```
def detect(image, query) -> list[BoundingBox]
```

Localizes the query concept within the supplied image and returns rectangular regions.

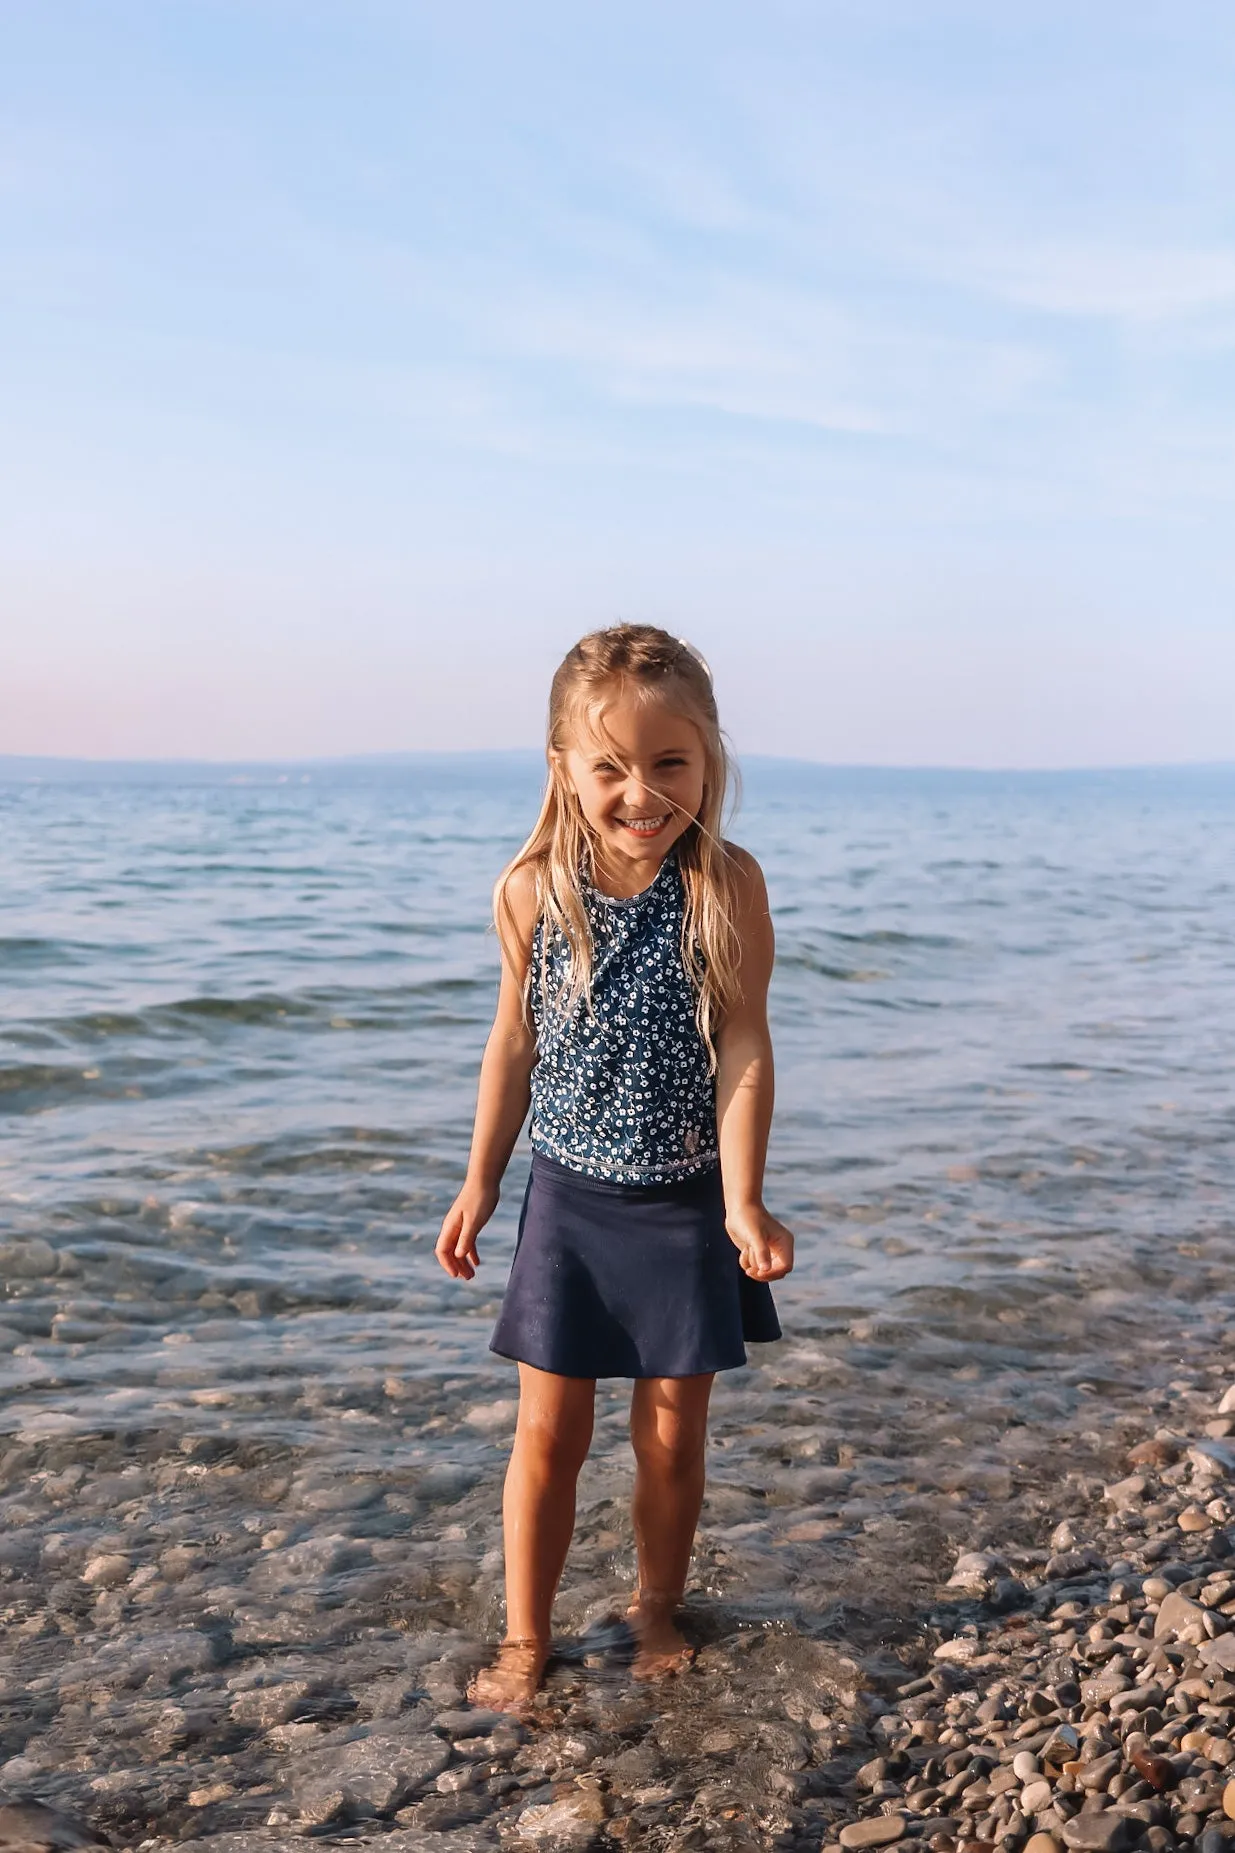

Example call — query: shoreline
[1,1324,1233,1852]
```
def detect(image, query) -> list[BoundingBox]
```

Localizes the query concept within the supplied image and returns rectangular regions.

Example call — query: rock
[0,1239,58,1279]
[1154,1592,1209,1641]
[1024,1781,1056,1813]
[1109,1683,1165,1717]
[933,1637,979,1662]
[1178,1507,1212,1533]
[1198,1634,1235,1673]
[1048,1549,1104,1580]
[1061,1811,1129,1851]
[187,1783,235,1807]
[81,1554,130,1588]
[1192,1440,1235,1476]
[230,1679,323,1729]
[1130,1748,1175,1792]
[514,1789,607,1846]
[463,1400,519,1431]
[1081,1674,1131,1706]
[0,1801,105,1849]
[1015,1753,1042,1782]
[1024,1836,1063,1853]
[249,1534,372,1588]
[1105,1477,1148,1510]
[292,1728,451,1826]
[1043,1726,1082,1766]
[1224,1781,1235,1822]
[948,1551,1008,1591]
[1218,1386,1235,1416]
[838,1819,907,1850]
[1128,1440,1178,1469]
[433,1709,508,1737]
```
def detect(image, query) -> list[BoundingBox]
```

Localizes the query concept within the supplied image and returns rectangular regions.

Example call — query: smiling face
[556,687,707,895]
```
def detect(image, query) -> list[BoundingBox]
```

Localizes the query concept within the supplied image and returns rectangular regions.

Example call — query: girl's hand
[435,1182,499,1280]
[725,1204,795,1282]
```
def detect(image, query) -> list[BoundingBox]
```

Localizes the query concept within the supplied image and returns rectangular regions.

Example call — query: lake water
[2,755,1233,1457]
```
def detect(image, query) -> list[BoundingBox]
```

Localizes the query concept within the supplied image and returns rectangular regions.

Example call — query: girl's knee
[631,1421,706,1479]
[515,1407,593,1479]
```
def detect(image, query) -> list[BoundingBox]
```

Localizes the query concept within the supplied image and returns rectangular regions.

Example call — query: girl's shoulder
[494,857,542,957]
[720,840,767,894]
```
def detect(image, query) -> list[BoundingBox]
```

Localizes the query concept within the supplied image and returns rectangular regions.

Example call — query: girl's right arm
[434,865,539,1280]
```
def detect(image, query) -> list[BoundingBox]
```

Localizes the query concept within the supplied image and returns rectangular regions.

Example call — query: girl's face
[557,691,707,884]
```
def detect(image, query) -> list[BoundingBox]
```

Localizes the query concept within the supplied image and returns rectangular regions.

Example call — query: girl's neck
[589,846,672,902]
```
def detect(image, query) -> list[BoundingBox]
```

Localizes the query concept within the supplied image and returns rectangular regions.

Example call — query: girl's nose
[622,776,658,813]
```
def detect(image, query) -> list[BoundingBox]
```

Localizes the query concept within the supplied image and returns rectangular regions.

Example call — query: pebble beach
[2,1309,1235,1852]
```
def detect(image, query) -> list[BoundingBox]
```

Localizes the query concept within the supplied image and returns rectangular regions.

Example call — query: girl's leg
[470,1362,595,1711]
[627,1371,714,1677]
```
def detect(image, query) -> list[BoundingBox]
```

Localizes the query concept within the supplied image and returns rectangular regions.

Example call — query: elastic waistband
[529,1150,720,1202]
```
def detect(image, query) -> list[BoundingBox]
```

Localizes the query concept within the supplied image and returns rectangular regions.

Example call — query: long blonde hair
[495,624,743,1066]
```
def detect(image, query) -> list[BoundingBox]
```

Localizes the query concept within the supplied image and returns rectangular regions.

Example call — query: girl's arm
[435,866,539,1280]
[715,847,794,1283]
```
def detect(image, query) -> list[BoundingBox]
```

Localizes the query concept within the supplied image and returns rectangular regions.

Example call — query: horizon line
[2,749,1234,778]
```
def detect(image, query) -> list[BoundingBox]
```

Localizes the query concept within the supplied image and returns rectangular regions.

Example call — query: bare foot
[626,1592,694,1682]
[467,1638,550,1713]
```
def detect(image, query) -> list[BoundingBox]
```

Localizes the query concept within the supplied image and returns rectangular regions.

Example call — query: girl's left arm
[715,847,795,1283]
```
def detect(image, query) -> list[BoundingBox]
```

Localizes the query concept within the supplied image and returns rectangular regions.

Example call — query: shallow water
[3,756,1233,1453]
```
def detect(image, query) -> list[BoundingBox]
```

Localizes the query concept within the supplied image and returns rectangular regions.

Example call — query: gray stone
[1190,1442,1235,1478]
[1110,1683,1166,1716]
[1061,1810,1130,1851]
[0,1239,58,1279]
[1198,1634,1235,1673]
[291,1726,451,1826]
[0,1801,104,1849]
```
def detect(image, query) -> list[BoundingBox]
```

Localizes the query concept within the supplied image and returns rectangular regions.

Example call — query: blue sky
[2,2,1233,765]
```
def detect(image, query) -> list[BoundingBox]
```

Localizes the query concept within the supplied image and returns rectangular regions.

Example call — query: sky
[2,1,1234,767]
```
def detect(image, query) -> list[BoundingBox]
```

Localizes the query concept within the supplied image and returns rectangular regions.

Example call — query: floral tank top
[528,852,718,1185]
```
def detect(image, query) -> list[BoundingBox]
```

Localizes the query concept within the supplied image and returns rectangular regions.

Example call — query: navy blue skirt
[489,1154,781,1379]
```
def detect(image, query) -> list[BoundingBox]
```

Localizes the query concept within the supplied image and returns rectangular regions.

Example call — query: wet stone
[513,1789,608,1846]
[290,1725,451,1825]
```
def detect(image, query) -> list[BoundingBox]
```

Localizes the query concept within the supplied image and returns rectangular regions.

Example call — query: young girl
[435,624,794,1710]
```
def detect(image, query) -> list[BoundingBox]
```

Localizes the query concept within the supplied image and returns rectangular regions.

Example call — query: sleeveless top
[528,852,718,1185]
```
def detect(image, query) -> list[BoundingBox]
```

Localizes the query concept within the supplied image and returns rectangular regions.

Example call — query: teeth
[620,816,666,834]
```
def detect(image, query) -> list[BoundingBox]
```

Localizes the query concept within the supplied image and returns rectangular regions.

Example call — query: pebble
[839,1817,907,1848]
[80,1554,130,1588]
[1225,1780,1235,1821]
[515,1790,608,1845]
[463,1399,519,1431]
[0,1237,58,1278]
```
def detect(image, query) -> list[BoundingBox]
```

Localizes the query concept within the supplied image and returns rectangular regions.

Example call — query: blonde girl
[435,624,793,1710]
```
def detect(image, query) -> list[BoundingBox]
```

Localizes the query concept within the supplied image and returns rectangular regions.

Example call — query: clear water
[2,756,1233,1462]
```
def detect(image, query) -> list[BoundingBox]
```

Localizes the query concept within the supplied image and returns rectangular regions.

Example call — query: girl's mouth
[616,815,669,837]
